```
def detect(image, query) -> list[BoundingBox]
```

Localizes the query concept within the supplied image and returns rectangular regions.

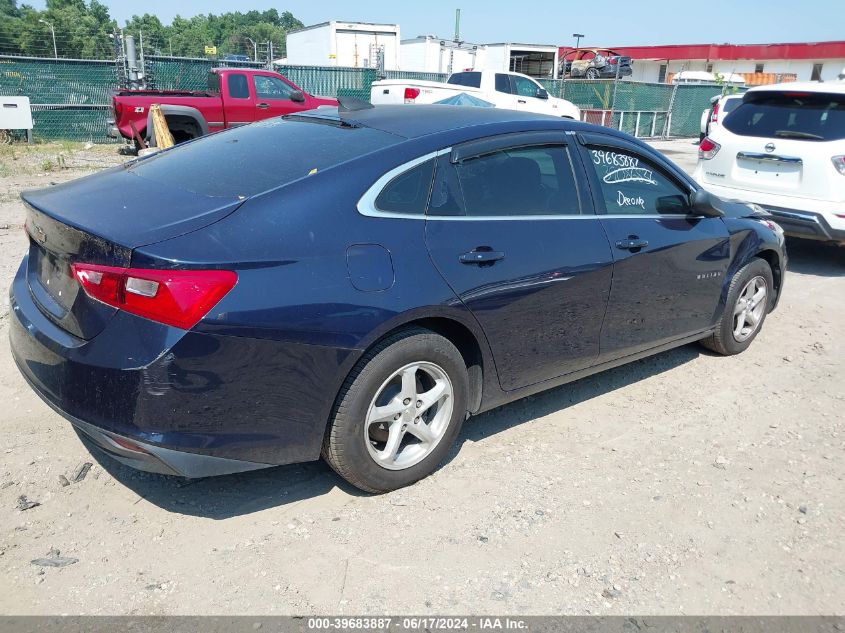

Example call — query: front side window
[512,75,541,98]
[254,75,295,100]
[586,146,692,216]
[428,145,581,217]
[374,159,435,215]
[723,92,845,141]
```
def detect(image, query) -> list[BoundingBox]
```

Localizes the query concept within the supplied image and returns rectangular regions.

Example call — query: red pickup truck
[108,68,337,147]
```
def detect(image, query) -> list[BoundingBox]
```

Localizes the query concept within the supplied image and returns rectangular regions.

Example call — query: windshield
[723,92,845,141]
[126,117,401,198]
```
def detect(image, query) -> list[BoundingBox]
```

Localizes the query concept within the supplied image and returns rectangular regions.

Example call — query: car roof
[746,80,845,95]
[296,104,569,139]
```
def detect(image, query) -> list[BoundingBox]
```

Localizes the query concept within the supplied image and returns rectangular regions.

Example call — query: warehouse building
[401,37,557,78]
[602,40,845,85]
[286,21,401,70]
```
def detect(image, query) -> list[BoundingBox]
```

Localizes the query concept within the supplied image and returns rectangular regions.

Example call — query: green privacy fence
[1,55,725,141]
[146,55,265,91]
[0,55,117,104]
[1,56,120,142]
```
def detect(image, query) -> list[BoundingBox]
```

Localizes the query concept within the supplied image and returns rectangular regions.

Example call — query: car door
[576,132,731,360]
[490,73,521,111]
[251,73,303,119]
[510,75,552,115]
[424,132,615,391]
[222,71,255,128]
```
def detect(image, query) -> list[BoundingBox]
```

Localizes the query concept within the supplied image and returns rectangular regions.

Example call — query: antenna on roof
[337,96,375,113]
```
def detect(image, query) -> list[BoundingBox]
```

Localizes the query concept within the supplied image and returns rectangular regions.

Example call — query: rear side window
[428,145,581,217]
[724,92,845,141]
[495,74,511,94]
[447,72,482,88]
[722,97,742,115]
[127,118,401,198]
[375,159,435,215]
[227,73,249,99]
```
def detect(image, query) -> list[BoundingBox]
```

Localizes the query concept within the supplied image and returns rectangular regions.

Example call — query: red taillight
[698,137,721,160]
[710,101,720,123]
[71,263,237,330]
[404,87,420,103]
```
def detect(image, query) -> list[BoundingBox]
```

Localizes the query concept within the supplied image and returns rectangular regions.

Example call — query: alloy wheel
[732,275,768,342]
[364,362,453,470]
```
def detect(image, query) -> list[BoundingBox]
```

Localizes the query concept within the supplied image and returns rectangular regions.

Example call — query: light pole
[39,19,57,59]
[572,33,584,50]
[246,37,258,63]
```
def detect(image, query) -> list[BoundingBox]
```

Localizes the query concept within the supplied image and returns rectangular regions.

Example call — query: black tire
[322,327,469,493]
[701,258,774,355]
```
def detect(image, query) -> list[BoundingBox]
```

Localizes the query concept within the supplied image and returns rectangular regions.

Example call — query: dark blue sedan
[10,105,786,492]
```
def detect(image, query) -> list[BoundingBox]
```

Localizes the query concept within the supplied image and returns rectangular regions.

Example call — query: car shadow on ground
[784,238,845,277]
[97,343,702,519]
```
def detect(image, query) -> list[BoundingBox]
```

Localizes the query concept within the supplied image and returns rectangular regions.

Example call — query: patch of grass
[0,162,11,178]
[41,159,55,172]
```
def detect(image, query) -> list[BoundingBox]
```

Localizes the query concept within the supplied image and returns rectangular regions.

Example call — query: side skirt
[477,329,713,414]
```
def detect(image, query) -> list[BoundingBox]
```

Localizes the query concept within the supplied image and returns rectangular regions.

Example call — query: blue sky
[28,0,844,47]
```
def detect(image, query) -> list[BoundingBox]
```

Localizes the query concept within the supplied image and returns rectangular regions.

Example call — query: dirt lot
[0,140,843,615]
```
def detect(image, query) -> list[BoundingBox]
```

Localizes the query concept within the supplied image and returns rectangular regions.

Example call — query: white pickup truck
[370,69,581,119]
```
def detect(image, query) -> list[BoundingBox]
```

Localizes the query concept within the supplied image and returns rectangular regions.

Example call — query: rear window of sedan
[126,117,401,197]
[723,92,845,141]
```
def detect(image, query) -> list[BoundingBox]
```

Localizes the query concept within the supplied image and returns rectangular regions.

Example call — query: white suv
[694,80,845,244]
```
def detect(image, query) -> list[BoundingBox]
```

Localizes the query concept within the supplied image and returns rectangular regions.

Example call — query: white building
[286,21,401,70]
[601,41,845,85]
[400,36,486,75]
[400,38,558,78]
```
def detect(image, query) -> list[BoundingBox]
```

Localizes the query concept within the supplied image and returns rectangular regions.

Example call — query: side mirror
[689,188,724,218]
[290,90,306,103]
[536,88,549,100]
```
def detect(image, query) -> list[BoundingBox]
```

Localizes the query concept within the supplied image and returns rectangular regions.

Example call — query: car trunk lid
[22,167,244,340]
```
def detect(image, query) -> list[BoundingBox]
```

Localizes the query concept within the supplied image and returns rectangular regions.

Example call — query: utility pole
[39,19,57,58]
[572,33,584,50]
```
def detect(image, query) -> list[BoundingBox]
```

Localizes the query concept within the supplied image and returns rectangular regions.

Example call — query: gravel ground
[0,139,843,615]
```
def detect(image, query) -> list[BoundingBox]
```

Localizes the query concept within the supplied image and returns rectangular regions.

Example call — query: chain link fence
[1,55,725,142]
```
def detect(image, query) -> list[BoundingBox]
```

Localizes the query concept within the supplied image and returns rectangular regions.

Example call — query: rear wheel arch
[350,316,485,415]
[145,105,208,146]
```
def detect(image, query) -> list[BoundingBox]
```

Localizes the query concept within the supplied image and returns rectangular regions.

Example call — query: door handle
[256,103,270,109]
[459,249,505,265]
[517,99,527,104]
[615,237,649,251]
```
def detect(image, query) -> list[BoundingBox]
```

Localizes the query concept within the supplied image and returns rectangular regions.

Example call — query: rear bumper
[697,181,845,243]
[9,257,347,477]
[764,207,845,243]
[19,365,270,477]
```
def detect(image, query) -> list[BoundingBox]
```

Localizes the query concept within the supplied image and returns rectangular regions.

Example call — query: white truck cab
[694,80,845,244]
[370,70,580,120]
